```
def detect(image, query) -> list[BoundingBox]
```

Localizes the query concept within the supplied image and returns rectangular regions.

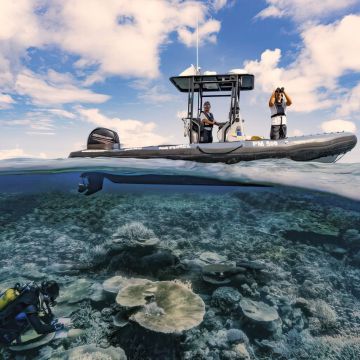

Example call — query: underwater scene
[0,158,359,360]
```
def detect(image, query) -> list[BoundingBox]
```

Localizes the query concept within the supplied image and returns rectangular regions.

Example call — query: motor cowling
[87,128,120,150]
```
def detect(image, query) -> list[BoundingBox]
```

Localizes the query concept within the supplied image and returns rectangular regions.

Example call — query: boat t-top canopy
[170,73,254,93]
[170,72,255,144]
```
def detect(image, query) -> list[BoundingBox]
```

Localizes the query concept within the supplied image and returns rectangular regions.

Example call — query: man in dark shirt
[200,101,218,143]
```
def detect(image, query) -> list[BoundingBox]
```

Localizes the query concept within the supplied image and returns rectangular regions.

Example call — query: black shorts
[270,125,287,140]
[201,129,213,143]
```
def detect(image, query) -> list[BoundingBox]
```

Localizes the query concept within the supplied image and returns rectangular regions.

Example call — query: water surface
[0,158,359,359]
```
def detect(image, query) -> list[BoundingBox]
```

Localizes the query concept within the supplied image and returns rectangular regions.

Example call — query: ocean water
[0,158,359,360]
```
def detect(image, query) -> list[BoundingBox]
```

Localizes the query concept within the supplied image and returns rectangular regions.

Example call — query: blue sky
[0,0,359,161]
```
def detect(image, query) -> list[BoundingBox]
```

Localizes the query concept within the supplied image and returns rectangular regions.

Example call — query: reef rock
[227,328,249,344]
[202,264,242,285]
[211,287,242,313]
[233,343,251,359]
[199,251,229,264]
[236,260,267,271]
[239,298,281,338]
[343,229,360,248]
[240,299,279,322]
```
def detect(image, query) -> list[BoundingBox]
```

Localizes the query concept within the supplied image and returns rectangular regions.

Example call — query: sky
[0,0,359,162]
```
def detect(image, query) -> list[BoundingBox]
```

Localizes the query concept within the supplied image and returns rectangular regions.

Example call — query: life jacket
[270,99,287,125]
[201,111,214,130]
[271,99,286,118]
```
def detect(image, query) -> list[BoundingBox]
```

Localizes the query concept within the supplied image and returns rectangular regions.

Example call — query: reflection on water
[0,170,359,359]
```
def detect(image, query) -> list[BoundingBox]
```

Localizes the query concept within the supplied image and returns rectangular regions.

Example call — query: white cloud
[215,0,237,11]
[244,48,283,92]
[46,108,76,119]
[0,93,14,104]
[0,0,224,107]
[320,119,357,133]
[78,107,171,147]
[177,110,188,119]
[0,148,27,159]
[256,0,357,22]
[0,1,44,91]
[43,0,221,79]
[1,117,54,134]
[15,70,109,105]
[244,15,360,114]
[0,108,77,134]
[1,106,77,131]
[0,1,41,44]
[26,131,55,136]
[1,119,31,126]
[337,82,360,117]
[255,5,285,19]
[290,129,305,136]
[0,93,15,109]
[0,148,47,160]
[131,79,176,103]
[212,0,229,11]
[177,19,221,47]
[138,85,175,103]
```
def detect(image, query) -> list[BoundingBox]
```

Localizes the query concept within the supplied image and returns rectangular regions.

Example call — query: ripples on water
[0,158,359,359]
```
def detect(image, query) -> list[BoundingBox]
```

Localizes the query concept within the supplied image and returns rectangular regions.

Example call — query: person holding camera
[268,87,292,140]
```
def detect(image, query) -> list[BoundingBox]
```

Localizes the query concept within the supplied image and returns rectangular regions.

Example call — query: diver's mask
[43,294,57,307]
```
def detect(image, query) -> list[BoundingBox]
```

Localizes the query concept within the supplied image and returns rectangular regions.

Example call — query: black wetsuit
[0,286,55,345]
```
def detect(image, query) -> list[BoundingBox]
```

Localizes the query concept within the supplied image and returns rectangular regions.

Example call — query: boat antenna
[196,13,199,74]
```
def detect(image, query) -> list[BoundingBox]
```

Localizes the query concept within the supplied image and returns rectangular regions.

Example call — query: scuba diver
[0,280,63,345]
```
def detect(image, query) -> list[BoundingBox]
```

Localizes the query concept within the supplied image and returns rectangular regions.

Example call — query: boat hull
[69,132,357,163]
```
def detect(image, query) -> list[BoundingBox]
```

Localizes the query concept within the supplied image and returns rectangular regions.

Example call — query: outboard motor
[87,127,120,150]
[78,173,104,195]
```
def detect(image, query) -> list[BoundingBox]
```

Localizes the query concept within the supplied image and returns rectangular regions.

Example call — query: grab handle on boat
[196,144,243,155]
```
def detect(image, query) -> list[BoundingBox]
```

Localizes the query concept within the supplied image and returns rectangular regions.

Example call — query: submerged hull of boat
[69,132,357,164]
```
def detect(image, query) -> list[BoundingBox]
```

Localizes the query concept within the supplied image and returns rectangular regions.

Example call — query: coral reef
[0,184,359,359]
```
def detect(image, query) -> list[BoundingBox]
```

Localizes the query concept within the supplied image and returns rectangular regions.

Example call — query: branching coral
[71,302,112,347]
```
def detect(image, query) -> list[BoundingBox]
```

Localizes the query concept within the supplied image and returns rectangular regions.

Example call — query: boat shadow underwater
[77,172,271,196]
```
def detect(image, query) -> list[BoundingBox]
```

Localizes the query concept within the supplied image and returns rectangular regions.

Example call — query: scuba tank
[0,288,20,311]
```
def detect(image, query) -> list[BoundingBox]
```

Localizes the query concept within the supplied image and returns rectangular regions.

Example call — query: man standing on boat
[269,87,292,140]
[200,101,218,143]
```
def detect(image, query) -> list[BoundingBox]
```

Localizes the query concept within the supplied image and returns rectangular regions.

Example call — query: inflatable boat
[69,129,356,164]
[69,72,357,163]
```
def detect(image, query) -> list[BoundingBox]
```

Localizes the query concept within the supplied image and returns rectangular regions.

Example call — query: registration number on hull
[158,144,191,150]
[252,141,279,147]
